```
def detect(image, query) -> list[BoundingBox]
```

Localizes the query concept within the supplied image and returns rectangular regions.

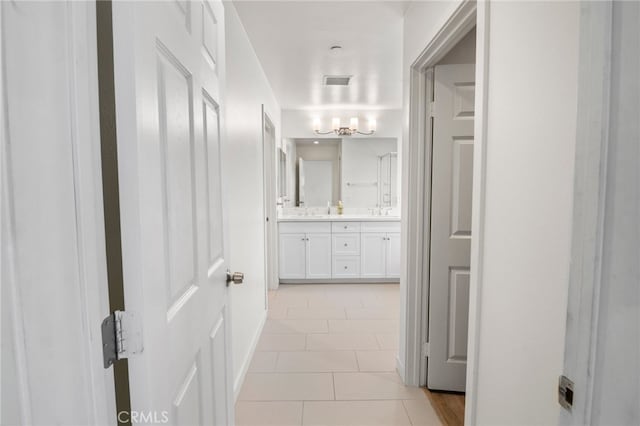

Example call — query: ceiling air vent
[323,75,352,86]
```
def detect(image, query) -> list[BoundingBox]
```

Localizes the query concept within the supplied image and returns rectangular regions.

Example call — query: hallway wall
[402,1,580,424]
[398,0,464,389]
[224,2,282,397]
[474,2,579,424]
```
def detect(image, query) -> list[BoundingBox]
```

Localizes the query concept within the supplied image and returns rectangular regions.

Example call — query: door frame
[559,2,614,424]
[402,0,488,423]
[262,107,279,291]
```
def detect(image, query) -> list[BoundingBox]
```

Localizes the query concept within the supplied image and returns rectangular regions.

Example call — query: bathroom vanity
[278,216,401,283]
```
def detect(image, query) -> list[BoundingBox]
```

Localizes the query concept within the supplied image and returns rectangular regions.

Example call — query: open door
[1,2,115,423]
[427,63,475,392]
[262,111,278,290]
[112,1,236,423]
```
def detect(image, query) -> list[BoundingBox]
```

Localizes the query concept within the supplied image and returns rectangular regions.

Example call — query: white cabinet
[361,233,387,278]
[279,223,332,279]
[386,233,401,278]
[333,256,360,278]
[279,220,400,282]
[279,233,306,279]
[361,232,401,278]
[332,234,360,256]
[306,234,332,279]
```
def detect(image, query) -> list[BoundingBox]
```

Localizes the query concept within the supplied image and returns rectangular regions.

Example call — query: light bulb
[313,117,321,132]
[332,117,341,130]
[350,117,359,131]
[368,118,377,132]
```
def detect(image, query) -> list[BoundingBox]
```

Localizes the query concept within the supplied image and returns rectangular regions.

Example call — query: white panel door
[361,233,387,278]
[112,1,233,424]
[306,233,332,279]
[427,63,475,392]
[1,2,115,424]
[386,233,401,278]
[279,234,307,279]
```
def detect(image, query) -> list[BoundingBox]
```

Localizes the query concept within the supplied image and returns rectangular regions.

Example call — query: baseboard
[233,309,267,401]
[396,354,406,382]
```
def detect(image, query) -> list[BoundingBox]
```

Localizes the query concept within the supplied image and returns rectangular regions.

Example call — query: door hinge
[428,101,436,118]
[558,375,574,411]
[101,310,143,369]
[422,342,430,358]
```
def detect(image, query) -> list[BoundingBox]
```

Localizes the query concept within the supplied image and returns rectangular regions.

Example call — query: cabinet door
[361,233,387,278]
[386,233,401,278]
[306,233,332,279]
[279,233,307,279]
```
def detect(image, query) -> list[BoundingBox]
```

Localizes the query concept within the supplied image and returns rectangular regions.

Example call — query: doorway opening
[402,1,487,423]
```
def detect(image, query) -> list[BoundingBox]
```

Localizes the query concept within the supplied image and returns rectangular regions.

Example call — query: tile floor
[235,283,442,426]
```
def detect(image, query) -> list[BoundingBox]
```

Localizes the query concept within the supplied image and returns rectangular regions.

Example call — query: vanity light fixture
[313,117,376,136]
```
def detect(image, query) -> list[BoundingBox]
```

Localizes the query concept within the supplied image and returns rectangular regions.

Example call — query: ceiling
[233,1,408,111]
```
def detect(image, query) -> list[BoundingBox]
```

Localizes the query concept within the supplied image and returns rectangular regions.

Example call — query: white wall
[399,0,465,383]
[224,2,281,396]
[474,2,579,424]
[438,27,475,65]
[402,1,581,424]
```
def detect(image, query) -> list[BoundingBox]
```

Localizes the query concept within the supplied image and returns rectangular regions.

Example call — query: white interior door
[427,63,475,392]
[1,2,115,424]
[263,112,278,290]
[112,1,234,424]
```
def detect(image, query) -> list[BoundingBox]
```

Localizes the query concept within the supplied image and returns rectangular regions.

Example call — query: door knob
[226,270,244,285]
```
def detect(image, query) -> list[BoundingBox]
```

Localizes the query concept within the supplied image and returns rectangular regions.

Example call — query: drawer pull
[344,226,348,229]
[344,266,348,270]
[344,243,348,247]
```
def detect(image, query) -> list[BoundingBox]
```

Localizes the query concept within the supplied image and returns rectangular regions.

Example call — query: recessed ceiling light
[313,140,319,144]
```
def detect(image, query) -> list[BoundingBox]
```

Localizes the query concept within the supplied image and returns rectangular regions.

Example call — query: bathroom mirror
[279,137,399,209]
[277,148,287,200]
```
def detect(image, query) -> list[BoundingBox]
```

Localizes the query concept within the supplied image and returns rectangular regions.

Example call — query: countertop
[277,215,401,222]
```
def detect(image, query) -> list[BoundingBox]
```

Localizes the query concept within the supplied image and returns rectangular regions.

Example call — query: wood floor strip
[422,388,465,426]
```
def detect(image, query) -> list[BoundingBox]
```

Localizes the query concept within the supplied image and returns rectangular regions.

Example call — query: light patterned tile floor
[236,283,442,426]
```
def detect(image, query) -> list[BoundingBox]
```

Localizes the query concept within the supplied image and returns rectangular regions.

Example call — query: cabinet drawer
[332,234,360,256]
[331,222,361,233]
[333,256,361,278]
[361,221,401,233]
[279,221,331,234]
